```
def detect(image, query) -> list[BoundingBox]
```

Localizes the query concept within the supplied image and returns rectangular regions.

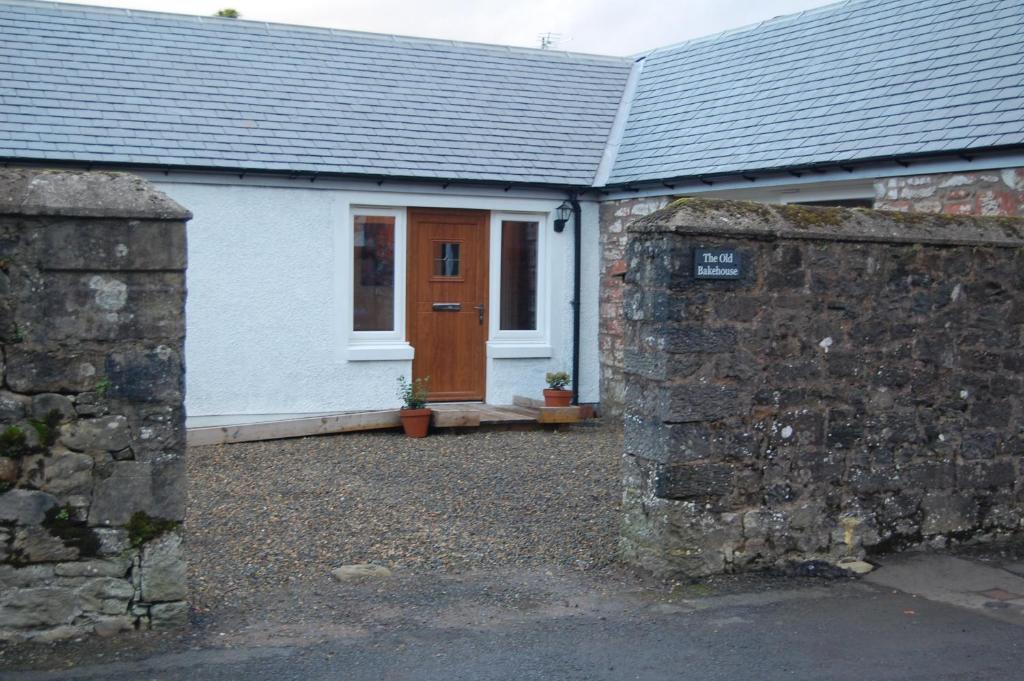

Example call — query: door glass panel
[433,242,461,277]
[353,215,395,331]
[500,220,538,330]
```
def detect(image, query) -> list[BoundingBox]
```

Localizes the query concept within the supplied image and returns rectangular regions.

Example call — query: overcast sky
[58,0,835,55]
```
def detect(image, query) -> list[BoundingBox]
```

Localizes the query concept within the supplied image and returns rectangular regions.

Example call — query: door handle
[474,304,485,324]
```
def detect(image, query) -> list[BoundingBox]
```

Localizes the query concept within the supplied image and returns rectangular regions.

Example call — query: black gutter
[0,157,598,194]
[570,194,582,406]
[8,143,1024,196]
[598,144,1024,193]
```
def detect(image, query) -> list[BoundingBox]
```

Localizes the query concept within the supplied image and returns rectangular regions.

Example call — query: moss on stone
[126,511,180,549]
[28,410,61,448]
[666,197,699,210]
[1,411,61,459]
[0,426,29,458]
[94,377,113,399]
[42,505,100,557]
[776,203,850,229]
[667,197,774,222]
[656,197,1024,246]
[873,207,1024,237]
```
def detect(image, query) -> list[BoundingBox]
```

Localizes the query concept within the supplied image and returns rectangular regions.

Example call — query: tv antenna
[538,32,561,50]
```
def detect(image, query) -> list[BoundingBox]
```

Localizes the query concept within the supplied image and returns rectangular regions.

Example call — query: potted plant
[543,371,573,407]
[396,375,431,437]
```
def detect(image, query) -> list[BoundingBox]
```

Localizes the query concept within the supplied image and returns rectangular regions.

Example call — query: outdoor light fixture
[553,200,573,232]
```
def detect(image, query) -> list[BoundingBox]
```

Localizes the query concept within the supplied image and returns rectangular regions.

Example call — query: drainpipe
[570,195,582,406]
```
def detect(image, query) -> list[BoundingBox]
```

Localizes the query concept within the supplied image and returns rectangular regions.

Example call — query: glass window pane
[353,215,395,332]
[433,242,461,277]
[500,221,538,331]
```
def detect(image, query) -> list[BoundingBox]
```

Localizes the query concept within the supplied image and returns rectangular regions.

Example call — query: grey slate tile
[0,0,1020,187]
[0,0,630,185]
[610,0,1024,184]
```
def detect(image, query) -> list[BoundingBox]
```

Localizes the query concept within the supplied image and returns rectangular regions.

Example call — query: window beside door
[353,214,395,331]
[499,220,538,331]
[489,213,550,358]
[347,207,412,361]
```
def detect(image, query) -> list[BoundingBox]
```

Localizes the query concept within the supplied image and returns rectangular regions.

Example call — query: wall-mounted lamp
[553,200,573,232]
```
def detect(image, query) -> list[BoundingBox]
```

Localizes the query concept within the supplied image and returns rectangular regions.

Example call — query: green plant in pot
[397,375,431,437]
[543,371,573,407]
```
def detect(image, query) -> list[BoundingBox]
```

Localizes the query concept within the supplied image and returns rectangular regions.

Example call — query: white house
[0,0,1021,426]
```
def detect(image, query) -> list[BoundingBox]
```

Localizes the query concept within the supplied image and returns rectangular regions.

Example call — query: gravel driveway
[186,425,623,612]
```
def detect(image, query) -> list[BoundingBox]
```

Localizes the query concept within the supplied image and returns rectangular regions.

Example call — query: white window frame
[487,211,551,359]
[345,205,414,361]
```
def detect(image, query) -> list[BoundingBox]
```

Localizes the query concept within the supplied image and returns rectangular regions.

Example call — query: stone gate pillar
[620,198,1024,577]
[0,168,191,640]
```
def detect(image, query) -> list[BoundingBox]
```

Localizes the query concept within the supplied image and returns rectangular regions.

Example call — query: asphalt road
[5,572,1022,681]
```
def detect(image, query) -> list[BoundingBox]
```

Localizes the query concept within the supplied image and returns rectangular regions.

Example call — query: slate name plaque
[694,248,742,280]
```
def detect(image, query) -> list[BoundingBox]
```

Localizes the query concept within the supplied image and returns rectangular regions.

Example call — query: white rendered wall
[152,175,600,424]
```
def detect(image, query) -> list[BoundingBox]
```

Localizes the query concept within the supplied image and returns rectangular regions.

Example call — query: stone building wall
[621,198,1024,577]
[598,196,671,418]
[874,168,1024,216]
[0,168,190,641]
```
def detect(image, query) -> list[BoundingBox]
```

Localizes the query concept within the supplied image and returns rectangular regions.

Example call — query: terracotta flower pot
[543,389,573,407]
[399,407,431,438]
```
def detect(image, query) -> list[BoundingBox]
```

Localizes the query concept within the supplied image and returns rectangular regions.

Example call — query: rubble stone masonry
[0,168,190,641]
[599,169,1023,421]
[875,168,1024,216]
[620,198,1024,577]
[598,196,671,418]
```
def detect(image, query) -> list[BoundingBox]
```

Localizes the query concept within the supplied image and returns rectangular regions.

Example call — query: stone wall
[0,168,190,641]
[875,168,1024,216]
[621,198,1024,577]
[598,196,671,418]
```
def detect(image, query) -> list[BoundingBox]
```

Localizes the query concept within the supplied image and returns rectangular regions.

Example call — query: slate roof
[0,0,631,185]
[610,0,1024,184]
[1,0,1022,188]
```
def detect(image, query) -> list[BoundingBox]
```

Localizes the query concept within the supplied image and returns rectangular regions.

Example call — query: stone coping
[629,197,1024,247]
[0,167,191,220]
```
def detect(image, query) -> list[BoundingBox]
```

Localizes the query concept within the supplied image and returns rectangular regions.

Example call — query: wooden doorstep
[536,406,581,424]
[431,410,482,428]
[432,404,535,426]
[513,395,582,424]
[188,401,580,446]
[187,410,402,446]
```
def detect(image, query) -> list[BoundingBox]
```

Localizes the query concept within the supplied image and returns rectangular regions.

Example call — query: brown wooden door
[407,208,489,402]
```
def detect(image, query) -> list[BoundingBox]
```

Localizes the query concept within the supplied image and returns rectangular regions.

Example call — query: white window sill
[487,342,552,359]
[347,342,415,361]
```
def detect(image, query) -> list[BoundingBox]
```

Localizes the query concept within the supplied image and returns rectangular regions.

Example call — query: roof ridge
[635,0,869,58]
[592,56,647,187]
[0,0,633,63]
